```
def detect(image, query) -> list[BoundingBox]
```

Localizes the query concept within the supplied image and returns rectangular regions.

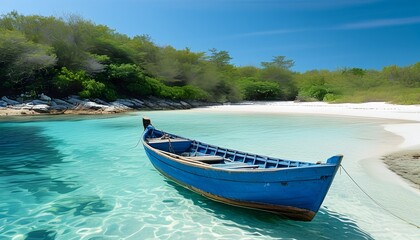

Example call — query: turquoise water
[1,110,419,239]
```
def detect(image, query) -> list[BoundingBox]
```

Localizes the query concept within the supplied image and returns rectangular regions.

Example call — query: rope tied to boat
[340,165,419,229]
[161,134,175,153]
[133,137,142,149]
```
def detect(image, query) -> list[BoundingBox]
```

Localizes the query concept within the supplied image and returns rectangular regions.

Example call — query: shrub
[107,63,151,97]
[323,93,338,102]
[238,78,283,100]
[180,85,209,100]
[79,79,108,99]
[144,77,209,100]
[305,85,329,101]
[53,67,87,97]
[158,85,208,100]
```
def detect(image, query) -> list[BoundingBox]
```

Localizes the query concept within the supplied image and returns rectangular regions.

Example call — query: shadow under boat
[163,179,374,240]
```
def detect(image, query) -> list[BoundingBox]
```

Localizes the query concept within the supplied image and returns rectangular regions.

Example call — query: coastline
[0,95,216,116]
[2,99,419,189]
[201,101,420,190]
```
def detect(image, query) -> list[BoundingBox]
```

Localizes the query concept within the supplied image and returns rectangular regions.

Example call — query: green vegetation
[294,66,420,104]
[0,12,419,104]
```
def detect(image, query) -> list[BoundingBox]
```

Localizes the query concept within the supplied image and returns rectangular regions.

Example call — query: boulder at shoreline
[0,94,217,116]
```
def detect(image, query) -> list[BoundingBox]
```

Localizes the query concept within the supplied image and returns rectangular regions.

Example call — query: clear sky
[1,0,419,72]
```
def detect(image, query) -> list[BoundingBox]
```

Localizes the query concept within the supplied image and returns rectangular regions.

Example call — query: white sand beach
[202,101,420,190]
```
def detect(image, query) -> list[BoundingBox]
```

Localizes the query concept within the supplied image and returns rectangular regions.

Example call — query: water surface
[1,110,419,239]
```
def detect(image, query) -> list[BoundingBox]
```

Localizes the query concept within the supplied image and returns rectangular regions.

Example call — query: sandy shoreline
[203,101,420,189]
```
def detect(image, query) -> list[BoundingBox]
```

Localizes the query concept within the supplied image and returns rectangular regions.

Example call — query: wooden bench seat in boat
[212,162,260,169]
[184,155,224,163]
[147,138,191,144]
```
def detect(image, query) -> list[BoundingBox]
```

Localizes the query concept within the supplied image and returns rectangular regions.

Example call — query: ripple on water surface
[0,112,418,239]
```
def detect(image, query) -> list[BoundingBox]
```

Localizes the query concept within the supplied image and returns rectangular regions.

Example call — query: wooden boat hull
[142,124,342,221]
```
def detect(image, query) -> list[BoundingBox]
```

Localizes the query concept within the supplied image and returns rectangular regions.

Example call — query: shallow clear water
[1,110,419,239]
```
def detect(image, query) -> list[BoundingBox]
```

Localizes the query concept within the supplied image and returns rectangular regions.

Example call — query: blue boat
[141,118,343,221]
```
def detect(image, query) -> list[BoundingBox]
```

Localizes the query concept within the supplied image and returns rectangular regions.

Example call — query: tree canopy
[0,11,419,104]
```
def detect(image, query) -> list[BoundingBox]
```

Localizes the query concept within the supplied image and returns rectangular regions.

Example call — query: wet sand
[381,149,420,189]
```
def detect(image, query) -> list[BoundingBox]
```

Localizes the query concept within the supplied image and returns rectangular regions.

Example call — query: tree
[259,66,297,100]
[342,67,366,76]
[207,48,232,68]
[127,34,159,67]
[236,66,259,78]
[0,29,56,94]
[382,63,420,87]
[261,56,295,70]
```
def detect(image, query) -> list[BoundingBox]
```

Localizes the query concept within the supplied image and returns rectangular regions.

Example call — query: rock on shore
[0,95,216,116]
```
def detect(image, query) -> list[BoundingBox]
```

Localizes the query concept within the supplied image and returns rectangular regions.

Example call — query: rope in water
[133,137,142,149]
[340,165,419,229]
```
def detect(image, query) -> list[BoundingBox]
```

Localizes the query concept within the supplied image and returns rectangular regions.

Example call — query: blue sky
[1,0,419,72]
